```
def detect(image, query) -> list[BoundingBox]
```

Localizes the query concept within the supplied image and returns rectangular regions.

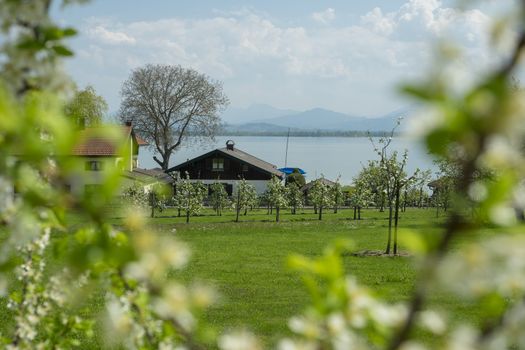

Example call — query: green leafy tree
[286,182,304,215]
[233,179,257,222]
[349,171,373,220]
[370,128,419,255]
[308,177,334,220]
[267,176,288,222]
[357,160,385,211]
[65,85,108,127]
[330,177,345,214]
[210,182,230,216]
[173,174,206,223]
[285,168,306,188]
[122,181,149,209]
[413,169,432,208]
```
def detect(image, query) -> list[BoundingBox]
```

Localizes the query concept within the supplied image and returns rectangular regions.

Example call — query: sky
[53,0,513,117]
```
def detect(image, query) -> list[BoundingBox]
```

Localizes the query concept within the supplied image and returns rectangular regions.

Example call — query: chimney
[226,140,235,150]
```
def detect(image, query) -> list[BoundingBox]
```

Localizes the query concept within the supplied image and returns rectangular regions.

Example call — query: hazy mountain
[259,108,363,130]
[221,104,299,124]
[261,107,414,131]
[222,122,292,133]
[222,104,416,133]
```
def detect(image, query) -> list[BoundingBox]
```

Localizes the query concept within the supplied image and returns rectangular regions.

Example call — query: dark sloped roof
[132,168,174,183]
[167,147,284,178]
[122,168,174,184]
[301,178,336,192]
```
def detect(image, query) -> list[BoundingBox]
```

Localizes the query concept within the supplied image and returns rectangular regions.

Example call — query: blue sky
[53,0,511,117]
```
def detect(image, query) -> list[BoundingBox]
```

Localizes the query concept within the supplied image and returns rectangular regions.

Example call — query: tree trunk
[385,204,393,255]
[149,192,155,218]
[393,185,401,255]
[235,190,241,222]
[186,191,191,223]
[353,206,357,220]
[358,206,361,220]
[154,152,171,172]
[318,205,323,220]
[276,206,280,222]
[314,205,317,214]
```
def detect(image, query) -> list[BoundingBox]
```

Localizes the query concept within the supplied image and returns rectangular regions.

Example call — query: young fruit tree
[331,177,345,213]
[349,171,373,220]
[173,175,207,223]
[286,182,304,215]
[233,179,257,222]
[413,168,432,208]
[267,176,288,222]
[357,160,385,211]
[370,128,418,255]
[209,182,230,216]
[244,185,258,216]
[308,177,334,221]
[119,64,229,171]
[121,182,149,210]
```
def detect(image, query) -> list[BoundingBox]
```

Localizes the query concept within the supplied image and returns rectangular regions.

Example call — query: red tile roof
[72,126,143,156]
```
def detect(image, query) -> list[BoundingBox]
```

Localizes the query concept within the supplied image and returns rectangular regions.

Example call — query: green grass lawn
[119,207,481,347]
[3,206,495,348]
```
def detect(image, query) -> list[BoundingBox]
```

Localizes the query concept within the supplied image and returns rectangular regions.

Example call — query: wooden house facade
[167,140,284,195]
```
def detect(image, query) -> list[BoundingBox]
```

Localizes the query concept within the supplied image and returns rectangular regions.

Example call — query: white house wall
[183,179,270,194]
[68,157,124,195]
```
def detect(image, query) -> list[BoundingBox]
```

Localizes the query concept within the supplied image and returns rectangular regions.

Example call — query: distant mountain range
[221,104,415,134]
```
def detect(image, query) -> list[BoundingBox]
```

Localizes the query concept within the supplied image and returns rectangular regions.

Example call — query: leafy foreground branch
[2,0,525,349]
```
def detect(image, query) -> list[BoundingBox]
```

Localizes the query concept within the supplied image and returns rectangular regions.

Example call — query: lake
[138,136,436,185]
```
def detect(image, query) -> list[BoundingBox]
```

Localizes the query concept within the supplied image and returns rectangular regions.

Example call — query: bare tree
[119,64,229,171]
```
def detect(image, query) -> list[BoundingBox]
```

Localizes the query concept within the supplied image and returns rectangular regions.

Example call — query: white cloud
[87,25,136,45]
[69,1,499,114]
[361,0,491,42]
[312,8,336,24]
[361,7,396,35]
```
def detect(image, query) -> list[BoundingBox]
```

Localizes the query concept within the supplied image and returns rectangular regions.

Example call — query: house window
[242,164,249,172]
[85,160,103,171]
[212,158,224,171]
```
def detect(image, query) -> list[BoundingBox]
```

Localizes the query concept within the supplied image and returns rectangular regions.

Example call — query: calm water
[138,136,436,185]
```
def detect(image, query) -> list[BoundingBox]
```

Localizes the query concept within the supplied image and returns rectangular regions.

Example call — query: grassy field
[114,206,482,347]
[2,206,494,347]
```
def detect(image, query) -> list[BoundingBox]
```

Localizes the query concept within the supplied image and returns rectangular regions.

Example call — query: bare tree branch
[119,64,229,171]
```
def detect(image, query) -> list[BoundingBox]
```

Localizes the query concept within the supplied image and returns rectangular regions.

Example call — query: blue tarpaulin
[278,167,306,175]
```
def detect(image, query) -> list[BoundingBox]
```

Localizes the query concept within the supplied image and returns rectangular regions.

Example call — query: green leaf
[16,39,45,51]
[52,45,74,56]
[62,27,78,37]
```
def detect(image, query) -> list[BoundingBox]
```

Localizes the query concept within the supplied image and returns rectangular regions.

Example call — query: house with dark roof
[66,121,149,195]
[121,167,175,193]
[166,140,284,195]
[301,178,337,197]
